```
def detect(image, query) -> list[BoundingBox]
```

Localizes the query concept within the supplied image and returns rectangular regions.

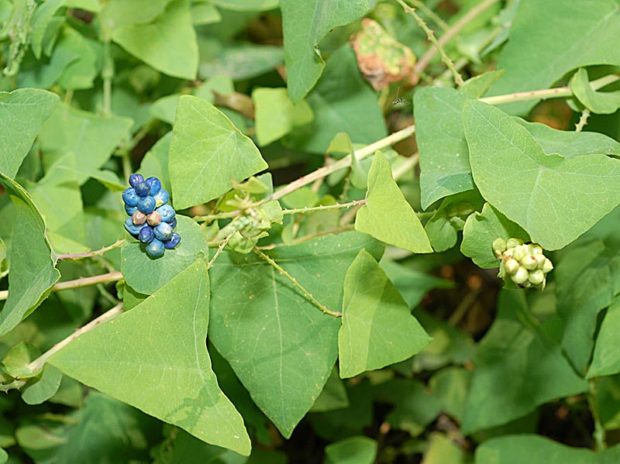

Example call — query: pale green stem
[28,304,123,374]
[0,272,123,301]
[407,0,500,83]
[281,199,367,216]
[588,379,607,451]
[575,109,591,132]
[55,239,126,261]
[397,0,465,85]
[253,249,342,318]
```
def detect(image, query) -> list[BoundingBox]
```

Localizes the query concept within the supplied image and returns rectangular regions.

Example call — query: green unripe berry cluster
[492,238,553,289]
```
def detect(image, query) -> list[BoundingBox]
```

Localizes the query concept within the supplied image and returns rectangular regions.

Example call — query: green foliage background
[0,0,620,462]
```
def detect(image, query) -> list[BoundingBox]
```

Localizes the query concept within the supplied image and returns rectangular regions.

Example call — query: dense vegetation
[1,0,620,462]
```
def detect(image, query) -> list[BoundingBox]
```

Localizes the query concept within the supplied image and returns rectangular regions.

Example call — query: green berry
[493,238,507,256]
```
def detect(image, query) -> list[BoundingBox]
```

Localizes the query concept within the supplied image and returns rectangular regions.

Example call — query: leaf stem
[208,235,232,269]
[55,239,126,261]
[194,210,242,223]
[0,272,123,301]
[588,379,607,451]
[253,249,342,317]
[27,303,124,374]
[479,74,620,106]
[281,199,367,216]
[575,109,591,132]
[270,73,619,202]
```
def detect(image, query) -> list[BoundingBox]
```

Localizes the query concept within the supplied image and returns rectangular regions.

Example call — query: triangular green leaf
[325,436,377,464]
[464,99,620,250]
[0,89,58,178]
[209,232,383,437]
[0,173,60,336]
[487,0,620,115]
[169,95,268,209]
[476,435,620,464]
[338,250,430,378]
[355,153,433,253]
[280,0,375,102]
[589,297,620,378]
[570,68,620,115]
[49,259,251,455]
[110,0,198,80]
[38,103,132,185]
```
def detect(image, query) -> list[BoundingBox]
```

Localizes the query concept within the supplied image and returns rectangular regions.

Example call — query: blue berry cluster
[122,174,181,259]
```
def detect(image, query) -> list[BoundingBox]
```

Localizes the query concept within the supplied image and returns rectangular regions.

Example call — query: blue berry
[169,217,177,229]
[138,226,154,244]
[134,182,150,197]
[125,204,137,216]
[164,233,181,249]
[145,239,165,259]
[137,196,156,214]
[145,177,162,196]
[124,217,146,237]
[129,173,144,188]
[153,189,170,207]
[154,222,173,241]
[156,204,176,223]
[122,188,139,207]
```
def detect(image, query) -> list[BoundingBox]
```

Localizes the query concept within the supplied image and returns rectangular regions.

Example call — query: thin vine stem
[253,249,342,318]
[271,125,417,202]
[0,303,124,391]
[208,234,232,269]
[0,272,123,301]
[409,0,450,31]
[411,0,500,81]
[397,0,464,86]
[281,199,367,216]
[575,109,591,132]
[28,303,124,374]
[588,379,607,451]
[269,73,619,202]
[55,239,125,261]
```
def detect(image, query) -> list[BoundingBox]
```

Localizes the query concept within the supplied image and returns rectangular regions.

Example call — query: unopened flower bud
[522,255,538,271]
[542,258,554,273]
[534,254,546,268]
[511,266,529,285]
[506,238,522,249]
[513,245,528,261]
[531,245,543,255]
[493,238,507,256]
[504,258,520,274]
[529,269,545,286]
